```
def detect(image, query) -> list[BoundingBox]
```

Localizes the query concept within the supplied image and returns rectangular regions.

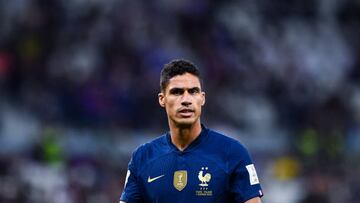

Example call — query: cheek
[198,97,205,106]
[165,101,176,113]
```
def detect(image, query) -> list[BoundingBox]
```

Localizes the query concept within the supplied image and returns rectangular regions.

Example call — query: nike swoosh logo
[147,175,165,183]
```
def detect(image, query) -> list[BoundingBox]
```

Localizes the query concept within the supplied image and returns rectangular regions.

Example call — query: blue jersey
[120,125,263,203]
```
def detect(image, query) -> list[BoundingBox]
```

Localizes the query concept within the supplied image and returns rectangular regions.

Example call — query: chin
[174,118,198,128]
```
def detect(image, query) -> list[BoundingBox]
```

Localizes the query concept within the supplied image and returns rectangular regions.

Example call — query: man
[120,59,263,203]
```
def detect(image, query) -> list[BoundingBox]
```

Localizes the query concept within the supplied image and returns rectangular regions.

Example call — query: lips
[178,108,194,117]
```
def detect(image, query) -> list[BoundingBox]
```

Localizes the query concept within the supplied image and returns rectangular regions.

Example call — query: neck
[169,121,202,151]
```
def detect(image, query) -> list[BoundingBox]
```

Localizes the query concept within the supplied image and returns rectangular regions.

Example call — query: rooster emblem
[198,167,211,187]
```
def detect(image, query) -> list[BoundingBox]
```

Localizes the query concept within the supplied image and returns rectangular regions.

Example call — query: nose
[181,92,192,106]
[181,100,192,106]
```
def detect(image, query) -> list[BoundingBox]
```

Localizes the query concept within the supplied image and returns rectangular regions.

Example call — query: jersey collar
[166,124,209,153]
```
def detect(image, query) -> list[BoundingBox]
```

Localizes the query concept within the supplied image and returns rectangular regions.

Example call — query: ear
[201,91,206,106]
[158,92,165,107]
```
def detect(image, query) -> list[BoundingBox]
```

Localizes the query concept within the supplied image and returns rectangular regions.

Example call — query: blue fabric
[120,125,263,203]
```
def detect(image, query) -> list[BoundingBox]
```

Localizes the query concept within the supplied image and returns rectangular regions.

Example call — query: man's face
[158,73,205,127]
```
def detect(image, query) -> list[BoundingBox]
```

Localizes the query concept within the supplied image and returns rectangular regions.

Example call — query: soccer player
[120,59,263,203]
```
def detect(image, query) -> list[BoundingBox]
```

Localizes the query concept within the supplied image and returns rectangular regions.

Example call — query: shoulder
[131,134,169,164]
[207,128,253,167]
[207,129,248,153]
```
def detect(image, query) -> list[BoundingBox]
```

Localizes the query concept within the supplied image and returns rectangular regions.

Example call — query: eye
[170,88,184,95]
[188,88,200,94]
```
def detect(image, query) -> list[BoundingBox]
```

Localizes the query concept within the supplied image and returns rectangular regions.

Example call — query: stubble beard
[170,115,200,129]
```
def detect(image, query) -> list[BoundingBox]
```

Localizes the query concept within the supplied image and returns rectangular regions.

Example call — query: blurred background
[0,0,360,202]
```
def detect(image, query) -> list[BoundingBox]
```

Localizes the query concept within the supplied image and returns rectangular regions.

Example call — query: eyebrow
[189,87,201,92]
[169,87,200,93]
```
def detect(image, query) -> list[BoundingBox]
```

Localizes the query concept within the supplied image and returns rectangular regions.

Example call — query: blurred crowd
[0,0,360,202]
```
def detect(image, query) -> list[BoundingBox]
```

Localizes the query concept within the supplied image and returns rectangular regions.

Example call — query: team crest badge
[196,167,213,196]
[173,170,187,191]
[198,167,211,186]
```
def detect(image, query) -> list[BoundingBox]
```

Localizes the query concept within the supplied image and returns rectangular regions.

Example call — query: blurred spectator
[0,0,360,202]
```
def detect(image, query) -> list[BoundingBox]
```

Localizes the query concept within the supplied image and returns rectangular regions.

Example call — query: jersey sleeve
[120,149,143,203]
[228,142,263,202]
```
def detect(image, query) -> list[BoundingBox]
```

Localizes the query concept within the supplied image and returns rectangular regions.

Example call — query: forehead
[166,73,201,90]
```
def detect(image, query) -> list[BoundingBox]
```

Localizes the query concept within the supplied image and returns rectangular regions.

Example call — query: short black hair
[160,59,202,92]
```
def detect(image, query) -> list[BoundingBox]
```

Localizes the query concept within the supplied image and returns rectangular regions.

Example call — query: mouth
[178,108,195,117]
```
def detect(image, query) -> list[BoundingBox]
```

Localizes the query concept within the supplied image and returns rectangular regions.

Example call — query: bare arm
[244,197,261,203]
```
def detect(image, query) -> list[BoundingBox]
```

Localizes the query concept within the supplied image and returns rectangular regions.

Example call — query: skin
[121,72,261,203]
[158,73,205,151]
